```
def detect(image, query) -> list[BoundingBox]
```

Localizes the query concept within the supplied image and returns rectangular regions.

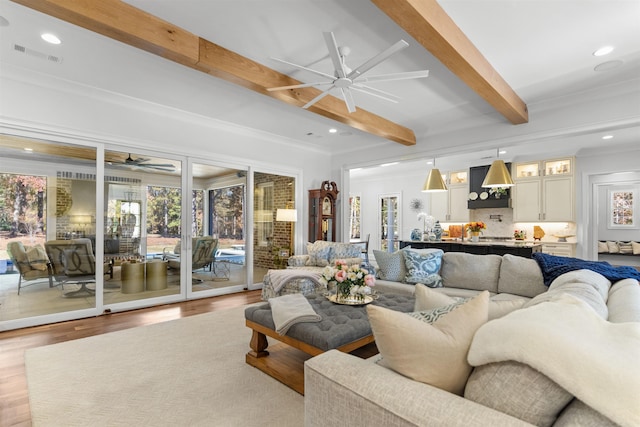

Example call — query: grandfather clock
[309,181,339,242]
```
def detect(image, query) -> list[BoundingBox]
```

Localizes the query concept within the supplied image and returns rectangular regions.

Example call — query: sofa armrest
[288,255,309,267]
[304,350,533,427]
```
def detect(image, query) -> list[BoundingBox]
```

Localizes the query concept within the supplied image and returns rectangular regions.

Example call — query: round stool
[146,260,168,290]
[121,261,145,294]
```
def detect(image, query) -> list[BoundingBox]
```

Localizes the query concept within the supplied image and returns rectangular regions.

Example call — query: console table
[400,240,542,258]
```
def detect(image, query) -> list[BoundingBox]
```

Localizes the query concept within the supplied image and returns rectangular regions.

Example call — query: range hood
[467,163,512,209]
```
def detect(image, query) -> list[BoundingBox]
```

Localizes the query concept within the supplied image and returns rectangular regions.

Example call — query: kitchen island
[400,239,543,258]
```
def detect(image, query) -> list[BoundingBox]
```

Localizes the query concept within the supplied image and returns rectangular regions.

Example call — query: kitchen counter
[400,240,543,258]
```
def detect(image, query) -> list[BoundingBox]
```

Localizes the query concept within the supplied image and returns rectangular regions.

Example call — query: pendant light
[482,149,514,188]
[422,159,448,192]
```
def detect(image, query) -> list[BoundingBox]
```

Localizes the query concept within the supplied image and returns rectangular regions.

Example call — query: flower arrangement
[465,221,487,233]
[417,212,434,233]
[320,259,375,303]
[514,229,527,240]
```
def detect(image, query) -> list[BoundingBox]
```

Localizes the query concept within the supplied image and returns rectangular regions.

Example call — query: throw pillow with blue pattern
[306,241,333,267]
[403,249,444,287]
[330,242,362,263]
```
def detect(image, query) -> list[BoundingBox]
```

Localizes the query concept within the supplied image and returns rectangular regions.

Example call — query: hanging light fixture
[422,159,448,192]
[482,149,514,188]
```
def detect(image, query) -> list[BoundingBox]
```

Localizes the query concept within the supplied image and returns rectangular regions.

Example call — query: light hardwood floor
[0,290,263,427]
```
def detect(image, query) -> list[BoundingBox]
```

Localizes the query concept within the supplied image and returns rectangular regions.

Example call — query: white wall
[0,68,332,249]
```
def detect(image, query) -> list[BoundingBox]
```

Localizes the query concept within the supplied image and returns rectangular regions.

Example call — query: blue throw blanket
[532,252,640,287]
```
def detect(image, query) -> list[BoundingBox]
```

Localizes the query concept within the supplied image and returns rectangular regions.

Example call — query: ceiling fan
[108,154,176,172]
[267,32,429,113]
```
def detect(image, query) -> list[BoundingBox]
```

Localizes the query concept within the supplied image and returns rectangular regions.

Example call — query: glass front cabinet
[513,157,574,222]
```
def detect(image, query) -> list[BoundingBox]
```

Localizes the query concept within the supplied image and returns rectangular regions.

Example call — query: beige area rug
[25,305,304,426]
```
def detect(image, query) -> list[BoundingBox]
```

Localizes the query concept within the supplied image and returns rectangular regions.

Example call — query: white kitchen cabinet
[542,242,575,257]
[513,158,574,222]
[429,170,469,223]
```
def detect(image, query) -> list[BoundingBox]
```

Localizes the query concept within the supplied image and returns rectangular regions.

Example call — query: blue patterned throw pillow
[403,249,444,287]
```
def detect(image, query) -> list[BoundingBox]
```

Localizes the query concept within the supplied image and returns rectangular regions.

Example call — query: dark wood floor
[0,290,263,427]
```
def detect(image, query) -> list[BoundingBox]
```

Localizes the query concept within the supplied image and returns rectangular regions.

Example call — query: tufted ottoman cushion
[245,293,415,351]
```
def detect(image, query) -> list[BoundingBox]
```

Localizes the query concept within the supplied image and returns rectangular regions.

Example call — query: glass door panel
[379,194,400,252]
[0,135,98,323]
[189,162,248,295]
[104,150,182,304]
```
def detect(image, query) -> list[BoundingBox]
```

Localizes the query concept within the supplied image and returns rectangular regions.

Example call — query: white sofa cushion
[497,254,547,298]
[367,291,489,396]
[441,253,502,293]
[607,278,640,323]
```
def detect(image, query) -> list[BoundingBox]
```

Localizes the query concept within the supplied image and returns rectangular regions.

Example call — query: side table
[121,261,145,294]
[146,260,168,290]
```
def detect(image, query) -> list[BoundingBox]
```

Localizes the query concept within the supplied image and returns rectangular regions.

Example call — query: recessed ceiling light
[380,162,399,167]
[426,160,433,165]
[499,150,507,155]
[24,147,33,152]
[41,33,61,44]
[593,46,614,57]
[602,135,614,140]
[329,128,337,134]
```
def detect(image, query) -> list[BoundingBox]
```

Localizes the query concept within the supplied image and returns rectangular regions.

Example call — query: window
[349,194,361,240]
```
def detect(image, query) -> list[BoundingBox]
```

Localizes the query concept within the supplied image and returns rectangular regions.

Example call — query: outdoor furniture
[121,261,145,294]
[6,241,53,295]
[164,236,218,273]
[45,238,97,298]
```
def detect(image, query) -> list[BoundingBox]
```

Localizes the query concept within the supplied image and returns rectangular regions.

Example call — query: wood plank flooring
[0,290,263,427]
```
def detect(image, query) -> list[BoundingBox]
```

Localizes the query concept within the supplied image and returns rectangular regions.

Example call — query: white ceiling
[1,0,639,169]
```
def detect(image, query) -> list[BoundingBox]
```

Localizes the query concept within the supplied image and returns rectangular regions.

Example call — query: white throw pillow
[413,283,525,321]
[26,245,49,271]
[597,241,608,253]
[606,241,619,253]
[633,241,640,255]
[367,291,489,395]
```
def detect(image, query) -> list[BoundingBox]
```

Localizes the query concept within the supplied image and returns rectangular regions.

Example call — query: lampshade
[422,168,448,192]
[276,208,297,222]
[482,160,514,188]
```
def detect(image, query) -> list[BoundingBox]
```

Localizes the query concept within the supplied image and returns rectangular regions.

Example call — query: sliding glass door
[188,160,248,296]
[0,135,98,325]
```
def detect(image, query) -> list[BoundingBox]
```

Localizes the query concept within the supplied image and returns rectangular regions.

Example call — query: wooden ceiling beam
[371,0,528,125]
[11,0,416,146]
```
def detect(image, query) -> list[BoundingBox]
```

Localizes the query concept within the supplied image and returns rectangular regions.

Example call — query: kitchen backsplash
[438,208,577,242]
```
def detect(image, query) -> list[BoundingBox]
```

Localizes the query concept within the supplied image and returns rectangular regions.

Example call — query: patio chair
[45,238,97,298]
[164,236,218,273]
[6,241,53,295]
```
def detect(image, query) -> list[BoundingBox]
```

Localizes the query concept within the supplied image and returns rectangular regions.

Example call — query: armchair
[165,236,218,273]
[6,241,53,295]
[45,238,97,298]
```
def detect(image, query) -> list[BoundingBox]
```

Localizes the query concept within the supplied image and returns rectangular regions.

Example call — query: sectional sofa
[303,247,640,427]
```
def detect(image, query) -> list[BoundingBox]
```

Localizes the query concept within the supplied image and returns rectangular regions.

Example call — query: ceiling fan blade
[302,87,334,109]
[347,40,409,79]
[323,32,347,78]
[271,57,335,80]
[267,81,334,92]
[351,85,400,103]
[357,70,430,83]
[142,165,176,172]
[341,88,357,113]
[141,163,175,168]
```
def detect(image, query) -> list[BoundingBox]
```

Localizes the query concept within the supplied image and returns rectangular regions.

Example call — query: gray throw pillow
[465,361,573,427]
[373,248,407,282]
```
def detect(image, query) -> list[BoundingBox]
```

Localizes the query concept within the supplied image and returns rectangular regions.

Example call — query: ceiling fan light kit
[268,32,429,113]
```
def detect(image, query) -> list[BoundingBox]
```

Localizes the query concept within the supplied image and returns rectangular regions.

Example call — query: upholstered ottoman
[245,293,415,393]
